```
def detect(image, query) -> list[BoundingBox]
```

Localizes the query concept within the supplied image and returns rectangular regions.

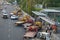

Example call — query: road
[0,2,60,40]
[0,4,25,40]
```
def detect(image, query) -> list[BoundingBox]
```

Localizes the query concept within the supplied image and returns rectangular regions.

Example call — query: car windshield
[3,13,8,15]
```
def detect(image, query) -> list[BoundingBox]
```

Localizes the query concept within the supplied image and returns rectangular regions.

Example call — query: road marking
[8,34,11,40]
[9,29,11,32]
[8,34,10,38]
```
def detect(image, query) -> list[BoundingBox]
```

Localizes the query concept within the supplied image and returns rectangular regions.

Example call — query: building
[41,9,60,24]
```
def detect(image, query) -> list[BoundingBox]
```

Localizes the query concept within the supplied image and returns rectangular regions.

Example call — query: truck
[23,26,38,39]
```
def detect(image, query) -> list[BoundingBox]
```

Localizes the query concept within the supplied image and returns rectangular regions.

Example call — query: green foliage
[9,0,15,3]
[9,0,60,7]
[8,0,60,15]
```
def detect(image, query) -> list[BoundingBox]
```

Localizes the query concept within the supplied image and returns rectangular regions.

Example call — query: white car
[11,15,18,20]
[3,13,8,15]
[3,13,8,19]
[37,32,50,40]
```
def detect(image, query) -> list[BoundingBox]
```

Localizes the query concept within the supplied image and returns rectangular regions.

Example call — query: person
[46,25,50,32]
[27,19,33,23]
[52,25,57,33]
[46,27,48,32]
[28,26,38,31]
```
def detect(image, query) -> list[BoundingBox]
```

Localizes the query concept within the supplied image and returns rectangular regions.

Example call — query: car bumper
[11,18,18,20]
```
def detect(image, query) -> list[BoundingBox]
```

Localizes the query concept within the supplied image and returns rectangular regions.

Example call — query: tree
[8,0,60,14]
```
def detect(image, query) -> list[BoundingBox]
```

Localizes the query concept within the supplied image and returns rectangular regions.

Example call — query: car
[10,13,14,17]
[10,15,18,20]
[37,32,50,40]
[3,13,8,19]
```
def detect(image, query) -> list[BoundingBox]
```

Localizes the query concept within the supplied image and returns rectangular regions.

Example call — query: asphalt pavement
[0,2,60,40]
[0,4,25,40]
